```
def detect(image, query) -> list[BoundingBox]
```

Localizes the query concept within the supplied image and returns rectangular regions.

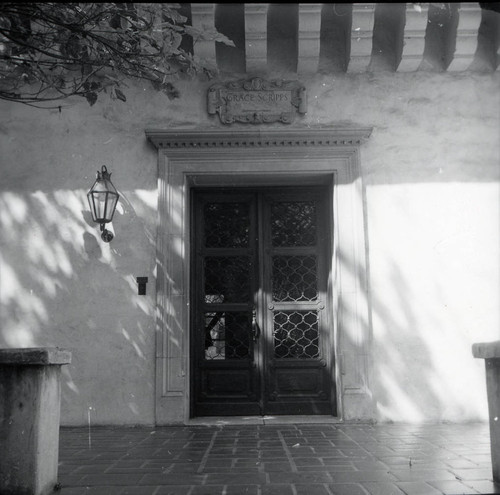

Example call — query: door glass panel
[204,311,251,360]
[204,202,250,248]
[272,255,317,301]
[273,310,320,359]
[205,256,251,303]
[271,201,317,247]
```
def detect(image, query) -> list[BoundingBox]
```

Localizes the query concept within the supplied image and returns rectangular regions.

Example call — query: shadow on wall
[338,243,490,423]
[0,186,158,425]
[371,261,487,422]
[337,177,495,423]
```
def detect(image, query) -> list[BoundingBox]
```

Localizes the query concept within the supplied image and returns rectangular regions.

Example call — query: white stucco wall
[0,71,498,424]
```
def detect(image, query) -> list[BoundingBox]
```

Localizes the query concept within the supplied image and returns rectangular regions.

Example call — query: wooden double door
[191,186,336,416]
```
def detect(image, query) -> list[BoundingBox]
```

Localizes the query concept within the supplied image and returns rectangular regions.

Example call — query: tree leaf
[85,91,98,106]
[115,88,126,102]
[184,26,235,47]
[163,82,179,100]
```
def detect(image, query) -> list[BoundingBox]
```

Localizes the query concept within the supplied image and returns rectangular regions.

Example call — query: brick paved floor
[57,422,500,495]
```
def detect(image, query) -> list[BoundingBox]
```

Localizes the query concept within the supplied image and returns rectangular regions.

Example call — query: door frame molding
[146,127,373,424]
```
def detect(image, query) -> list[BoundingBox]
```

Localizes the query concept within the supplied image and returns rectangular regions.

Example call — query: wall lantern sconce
[87,165,119,242]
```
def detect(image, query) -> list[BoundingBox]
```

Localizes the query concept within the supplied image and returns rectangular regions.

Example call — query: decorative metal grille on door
[272,255,318,302]
[273,310,320,359]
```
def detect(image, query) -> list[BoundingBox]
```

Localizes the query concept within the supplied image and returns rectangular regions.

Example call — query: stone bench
[0,347,71,495]
[472,340,500,482]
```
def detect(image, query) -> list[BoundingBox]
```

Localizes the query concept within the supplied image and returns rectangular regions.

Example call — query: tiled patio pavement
[57,422,500,495]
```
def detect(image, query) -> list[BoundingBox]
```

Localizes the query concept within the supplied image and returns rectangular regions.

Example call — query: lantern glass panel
[88,192,103,222]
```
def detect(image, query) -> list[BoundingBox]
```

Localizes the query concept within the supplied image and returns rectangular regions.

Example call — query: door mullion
[255,193,267,415]
[260,192,277,412]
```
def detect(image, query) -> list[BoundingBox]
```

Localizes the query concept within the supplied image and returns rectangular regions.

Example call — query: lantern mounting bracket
[100,223,114,243]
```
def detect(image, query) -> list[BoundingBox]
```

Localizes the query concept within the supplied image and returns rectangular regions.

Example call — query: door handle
[252,309,260,343]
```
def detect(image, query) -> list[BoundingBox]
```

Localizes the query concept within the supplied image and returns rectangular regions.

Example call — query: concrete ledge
[0,347,71,495]
[472,340,500,482]
[0,347,71,365]
[472,341,500,359]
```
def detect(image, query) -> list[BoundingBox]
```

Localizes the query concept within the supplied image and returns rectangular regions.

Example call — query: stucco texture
[0,70,498,425]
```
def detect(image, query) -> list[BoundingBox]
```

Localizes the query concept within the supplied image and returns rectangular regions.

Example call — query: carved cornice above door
[145,128,372,150]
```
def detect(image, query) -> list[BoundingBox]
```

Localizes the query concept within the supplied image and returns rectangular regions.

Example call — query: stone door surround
[146,127,373,424]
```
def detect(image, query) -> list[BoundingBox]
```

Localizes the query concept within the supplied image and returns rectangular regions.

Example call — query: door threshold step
[188,415,341,426]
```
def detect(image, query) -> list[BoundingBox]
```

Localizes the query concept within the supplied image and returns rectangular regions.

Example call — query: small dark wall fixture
[136,277,148,295]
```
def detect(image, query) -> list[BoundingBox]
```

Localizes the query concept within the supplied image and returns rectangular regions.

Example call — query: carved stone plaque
[207,78,307,125]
